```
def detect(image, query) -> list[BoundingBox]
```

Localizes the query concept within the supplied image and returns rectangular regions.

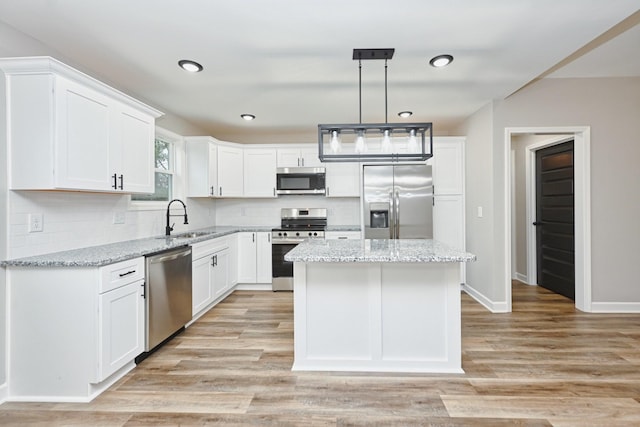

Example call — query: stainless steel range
[271,208,327,291]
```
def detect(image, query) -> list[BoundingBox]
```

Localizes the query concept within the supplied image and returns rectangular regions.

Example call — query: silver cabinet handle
[219,186,222,196]
[252,233,255,243]
[210,186,215,196]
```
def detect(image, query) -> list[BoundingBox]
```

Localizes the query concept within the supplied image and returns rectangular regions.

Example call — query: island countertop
[285,238,476,263]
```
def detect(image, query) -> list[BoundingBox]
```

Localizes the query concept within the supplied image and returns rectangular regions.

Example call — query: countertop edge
[1,226,273,268]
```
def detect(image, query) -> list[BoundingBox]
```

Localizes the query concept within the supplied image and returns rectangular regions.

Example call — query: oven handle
[272,238,306,245]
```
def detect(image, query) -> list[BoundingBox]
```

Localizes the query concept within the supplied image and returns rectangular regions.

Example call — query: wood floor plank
[2,283,640,425]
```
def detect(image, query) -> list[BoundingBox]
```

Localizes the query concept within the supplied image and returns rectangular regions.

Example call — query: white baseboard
[235,283,272,291]
[0,381,7,404]
[514,272,529,284]
[589,302,640,313]
[462,284,510,313]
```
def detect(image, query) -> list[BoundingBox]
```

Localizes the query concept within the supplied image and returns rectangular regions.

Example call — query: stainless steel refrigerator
[363,164,433,239]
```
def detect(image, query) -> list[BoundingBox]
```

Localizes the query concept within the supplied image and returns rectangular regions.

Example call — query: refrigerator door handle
[389,191,395,239]
[395,190,400,239]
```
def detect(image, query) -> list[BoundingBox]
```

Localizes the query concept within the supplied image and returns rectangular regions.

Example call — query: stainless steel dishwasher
[145,246,192,351]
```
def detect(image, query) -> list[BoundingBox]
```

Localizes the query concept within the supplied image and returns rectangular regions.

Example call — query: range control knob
[295,232,300,237]
[278,232,283,237]
[283,232,287,237]
[308,232,313,237]
[313,232,318,236]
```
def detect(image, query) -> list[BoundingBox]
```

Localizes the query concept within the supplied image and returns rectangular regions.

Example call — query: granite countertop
[1,226,274,268]
[285,239,476,263]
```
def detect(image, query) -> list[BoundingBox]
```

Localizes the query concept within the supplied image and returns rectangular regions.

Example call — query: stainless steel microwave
[276,167,326,195]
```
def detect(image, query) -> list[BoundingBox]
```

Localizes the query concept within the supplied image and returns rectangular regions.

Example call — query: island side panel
[292,261,463,373]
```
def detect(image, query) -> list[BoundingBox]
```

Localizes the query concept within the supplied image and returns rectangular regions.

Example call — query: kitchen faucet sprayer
[165,199,189,236]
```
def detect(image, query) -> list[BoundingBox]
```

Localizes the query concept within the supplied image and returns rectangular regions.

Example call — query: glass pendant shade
[330,130,342,153]
[354,130,367,153]
[407,128,418,152]
[381,129,392,153]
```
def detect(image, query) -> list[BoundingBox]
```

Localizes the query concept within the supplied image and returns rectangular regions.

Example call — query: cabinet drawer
[192,236,229,260]
[99,257,145,293]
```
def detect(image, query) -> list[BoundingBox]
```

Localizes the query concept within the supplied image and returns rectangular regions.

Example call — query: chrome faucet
[165,199,189,236]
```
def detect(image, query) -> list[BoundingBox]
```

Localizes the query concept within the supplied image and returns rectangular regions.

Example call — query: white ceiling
[0,1,638,143]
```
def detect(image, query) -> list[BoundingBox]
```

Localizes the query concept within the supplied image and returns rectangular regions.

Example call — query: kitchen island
[285,239,476,373]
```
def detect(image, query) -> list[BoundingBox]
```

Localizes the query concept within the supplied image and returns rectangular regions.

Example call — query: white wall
[456,103,505,309]
[0,57,8,393]
[462,76,640,309]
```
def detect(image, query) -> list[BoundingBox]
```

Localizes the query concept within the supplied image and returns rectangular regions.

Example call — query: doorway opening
[505,127,591,312]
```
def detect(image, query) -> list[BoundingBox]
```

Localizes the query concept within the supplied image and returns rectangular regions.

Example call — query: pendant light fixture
[318,48,432,162]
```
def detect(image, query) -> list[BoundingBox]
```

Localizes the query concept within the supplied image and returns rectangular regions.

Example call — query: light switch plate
[28,213,44,232]
[113,211,126,224]
[477,206,483,218]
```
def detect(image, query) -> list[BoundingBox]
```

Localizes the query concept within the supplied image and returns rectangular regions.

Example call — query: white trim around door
[504,127,591,312]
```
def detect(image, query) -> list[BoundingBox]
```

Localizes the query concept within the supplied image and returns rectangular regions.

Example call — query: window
[131,135,175,202]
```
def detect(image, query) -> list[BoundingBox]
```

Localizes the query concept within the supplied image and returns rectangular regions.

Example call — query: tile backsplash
[7,191,215,259]
[7,191,360,259]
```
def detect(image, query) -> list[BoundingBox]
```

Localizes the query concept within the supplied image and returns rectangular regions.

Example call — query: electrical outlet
[477,206,483,218]
[113,211,126,224]
[28,213,44,232]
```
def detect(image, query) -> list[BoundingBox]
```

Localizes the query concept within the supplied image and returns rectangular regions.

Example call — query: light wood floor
[2,281,640,426]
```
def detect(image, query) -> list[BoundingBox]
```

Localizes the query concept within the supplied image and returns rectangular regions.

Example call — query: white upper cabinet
[217,145,244,197]
[277,146,322,168]
[0,57,162,193]
[432,138,464,195]
[243,148,277,197]
[186,136,218,197]
[325,162,361,197]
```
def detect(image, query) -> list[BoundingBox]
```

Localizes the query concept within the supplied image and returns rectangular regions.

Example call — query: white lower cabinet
[237,232,272,283]
[191,237,232,318]
[97,279,145,382]
[7,257,145,401]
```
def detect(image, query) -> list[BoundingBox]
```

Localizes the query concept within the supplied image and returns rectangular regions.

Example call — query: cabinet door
[434,195,464,250]
[256,232,272,283]
[276,148,302,167]
[300,147,322,167]
[228,233,239,285]
[237,232,257,283]
[218,146,244,197]
[192,255,213,315]
[116,105,155,193]
[97,280,145,381]
[186,138,218,197]
[326,163,361,197]
[433,139,464,195]
[212,248,230,298]
[55,77,112,191]
[244,149,277,197]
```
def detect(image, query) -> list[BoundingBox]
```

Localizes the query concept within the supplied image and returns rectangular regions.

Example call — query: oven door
[271,241,301,291]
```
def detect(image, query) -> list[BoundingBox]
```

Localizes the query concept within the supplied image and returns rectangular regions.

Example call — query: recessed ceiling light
[178,59,203,73]
[429,54,453,68]
[240,114,256,121]
[398,111,413,118]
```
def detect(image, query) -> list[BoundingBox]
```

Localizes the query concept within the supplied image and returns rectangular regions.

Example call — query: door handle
[112,173,118,190]
[395,190,400,239]
[533,221,545,226]
[118,174,124,190]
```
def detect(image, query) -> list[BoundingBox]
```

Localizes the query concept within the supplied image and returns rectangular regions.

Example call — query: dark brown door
[535,141,575,300]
